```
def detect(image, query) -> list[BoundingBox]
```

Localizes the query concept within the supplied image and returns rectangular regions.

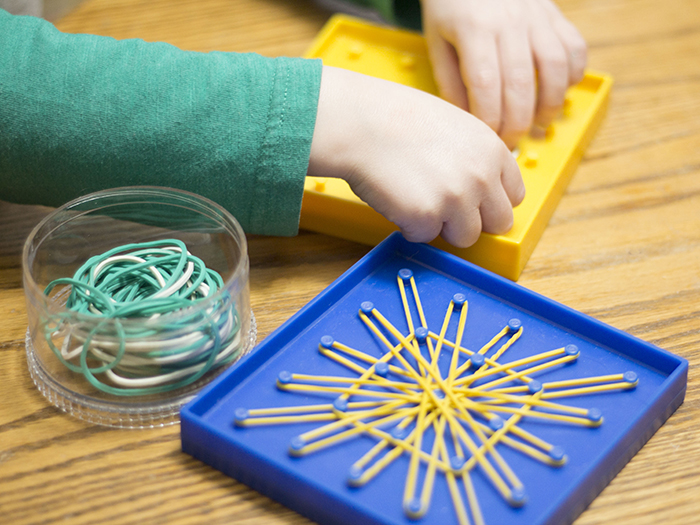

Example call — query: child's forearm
[0,9,321,236]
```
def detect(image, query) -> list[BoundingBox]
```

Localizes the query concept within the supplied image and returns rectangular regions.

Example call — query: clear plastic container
[22,187,256,428]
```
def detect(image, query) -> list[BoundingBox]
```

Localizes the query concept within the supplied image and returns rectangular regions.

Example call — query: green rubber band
[42,240,243,396]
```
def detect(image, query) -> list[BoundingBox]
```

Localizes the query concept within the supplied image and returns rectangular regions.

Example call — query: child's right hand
[308,65,525,249]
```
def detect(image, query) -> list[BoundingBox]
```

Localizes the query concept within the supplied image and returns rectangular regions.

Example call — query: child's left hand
[420,0,587,149]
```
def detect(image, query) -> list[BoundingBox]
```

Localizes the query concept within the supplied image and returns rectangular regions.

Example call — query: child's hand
[308,66,525,248]
[421,0,587,148]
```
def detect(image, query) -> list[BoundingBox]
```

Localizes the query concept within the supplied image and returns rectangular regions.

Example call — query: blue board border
[182,232,687,525]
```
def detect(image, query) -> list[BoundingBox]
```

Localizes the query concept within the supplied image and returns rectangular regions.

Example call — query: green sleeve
[0,9,322,236]
[349,0,422,30]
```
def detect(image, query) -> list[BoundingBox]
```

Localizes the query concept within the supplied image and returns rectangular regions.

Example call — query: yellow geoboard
[301,15,612,280]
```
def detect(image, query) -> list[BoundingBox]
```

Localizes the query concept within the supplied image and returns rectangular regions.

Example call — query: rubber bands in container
[22,187,256,428]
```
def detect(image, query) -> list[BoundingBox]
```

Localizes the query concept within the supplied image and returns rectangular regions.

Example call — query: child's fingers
[479,183,517,236]
[398,211,444,245]
[460,29,502,133]
[497,27,536,149]
[501,149,526,207]
[442,150,522,247]
[529,21,569,129]
[441,203,483,249]
[537,0,587,85]
[425,31,470,111]
[553,18,587,85]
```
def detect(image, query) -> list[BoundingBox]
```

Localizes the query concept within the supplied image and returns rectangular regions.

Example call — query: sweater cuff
[248,57,323,236]
[359,0,423,31]
[393,0,422,31]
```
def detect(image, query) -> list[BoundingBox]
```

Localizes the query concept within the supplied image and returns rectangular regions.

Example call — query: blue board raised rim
[182,232,687,525]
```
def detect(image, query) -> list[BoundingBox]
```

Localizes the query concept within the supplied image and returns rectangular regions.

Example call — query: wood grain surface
[1,0,699,524]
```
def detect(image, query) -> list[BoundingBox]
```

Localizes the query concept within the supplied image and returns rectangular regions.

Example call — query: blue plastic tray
[181,233,687,525]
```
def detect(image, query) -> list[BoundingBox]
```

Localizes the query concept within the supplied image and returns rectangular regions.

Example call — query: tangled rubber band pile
[43,239,243,396]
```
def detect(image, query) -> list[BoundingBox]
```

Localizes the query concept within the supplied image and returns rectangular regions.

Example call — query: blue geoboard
[181,233,687,525]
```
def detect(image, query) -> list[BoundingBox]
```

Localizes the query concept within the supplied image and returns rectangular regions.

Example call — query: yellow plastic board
[301,15,612,280]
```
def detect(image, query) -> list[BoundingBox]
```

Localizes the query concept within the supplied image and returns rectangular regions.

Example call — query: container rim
[22,186,249,323]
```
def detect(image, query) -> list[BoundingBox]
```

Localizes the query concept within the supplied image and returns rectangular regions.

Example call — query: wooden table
[1,0,699,523]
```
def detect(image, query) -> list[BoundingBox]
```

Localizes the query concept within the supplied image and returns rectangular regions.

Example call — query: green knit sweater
[0,2,419,236]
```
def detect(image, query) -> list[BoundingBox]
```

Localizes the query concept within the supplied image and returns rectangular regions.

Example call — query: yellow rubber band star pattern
[233,269,638,525]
